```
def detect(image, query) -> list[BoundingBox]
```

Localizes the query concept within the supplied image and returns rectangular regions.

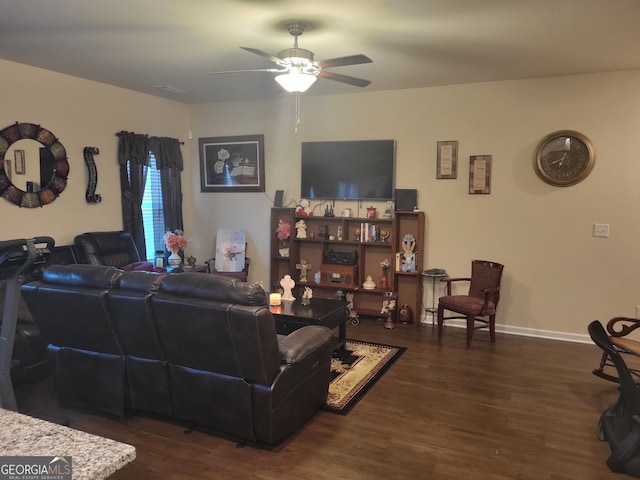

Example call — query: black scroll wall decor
[83,146,101,203]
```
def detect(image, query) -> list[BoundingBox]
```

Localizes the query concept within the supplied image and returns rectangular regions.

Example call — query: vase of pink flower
[276,219,291,257]
[164,229,187,266]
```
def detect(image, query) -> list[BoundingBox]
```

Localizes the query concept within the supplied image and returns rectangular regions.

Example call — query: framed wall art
[14,149,25,175]
[199,134,265,192]
[436,140,458,179]
[469,155,492,194]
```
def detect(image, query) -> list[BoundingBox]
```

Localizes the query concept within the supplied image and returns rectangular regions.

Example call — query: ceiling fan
[208,22,373,93]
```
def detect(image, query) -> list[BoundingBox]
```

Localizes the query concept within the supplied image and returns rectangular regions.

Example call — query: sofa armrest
[278,325,332,365]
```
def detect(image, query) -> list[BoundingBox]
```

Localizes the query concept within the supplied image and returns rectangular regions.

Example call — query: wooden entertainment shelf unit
[270,208,425,321]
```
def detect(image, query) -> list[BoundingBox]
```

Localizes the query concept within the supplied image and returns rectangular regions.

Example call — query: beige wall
[189,70,640,341]
[2,57,639,341]
[0,59,191,246]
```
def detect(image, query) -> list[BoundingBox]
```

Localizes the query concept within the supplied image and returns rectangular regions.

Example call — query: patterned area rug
[325,339,406,415]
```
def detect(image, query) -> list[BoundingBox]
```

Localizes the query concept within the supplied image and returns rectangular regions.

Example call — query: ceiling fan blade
[317,70,371,87]
[316,54,372,69]
[207,68,285,75]
[240,47,284,65]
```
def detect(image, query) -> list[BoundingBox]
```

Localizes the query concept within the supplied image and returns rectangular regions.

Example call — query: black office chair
[588,320,640,476]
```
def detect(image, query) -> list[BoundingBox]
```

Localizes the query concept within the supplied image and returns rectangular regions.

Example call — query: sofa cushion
[43,264,123,289]
[160,272,267,306]
[117,270,165,292]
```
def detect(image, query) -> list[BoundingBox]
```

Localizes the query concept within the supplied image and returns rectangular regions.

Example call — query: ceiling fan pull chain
[294,92,301,134]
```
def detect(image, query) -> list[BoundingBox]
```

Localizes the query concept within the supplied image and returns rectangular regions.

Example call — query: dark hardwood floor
[14,318,623,480]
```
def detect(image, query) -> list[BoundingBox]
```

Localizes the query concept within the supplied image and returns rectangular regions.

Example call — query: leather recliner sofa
[74,231,142,267]
[21,264,333,445]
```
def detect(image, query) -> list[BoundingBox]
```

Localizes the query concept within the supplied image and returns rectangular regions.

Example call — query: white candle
[269,293,282,306]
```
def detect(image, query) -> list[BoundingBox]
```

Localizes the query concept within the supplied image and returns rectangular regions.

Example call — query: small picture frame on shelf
[436,140,458,179]
[469,155,492,194]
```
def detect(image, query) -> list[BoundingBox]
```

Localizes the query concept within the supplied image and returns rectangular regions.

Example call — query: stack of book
[359,222,380,243]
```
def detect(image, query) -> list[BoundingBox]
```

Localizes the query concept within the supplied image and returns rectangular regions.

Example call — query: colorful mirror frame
[0,122,69,208]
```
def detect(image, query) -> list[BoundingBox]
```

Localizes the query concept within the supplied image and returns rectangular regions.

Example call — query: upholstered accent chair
[437,260,504,348]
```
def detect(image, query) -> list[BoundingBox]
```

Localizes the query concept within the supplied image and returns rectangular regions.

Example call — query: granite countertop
[0,408,136,480]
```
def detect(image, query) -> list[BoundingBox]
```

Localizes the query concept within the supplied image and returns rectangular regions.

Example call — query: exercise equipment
[0,237,54,410]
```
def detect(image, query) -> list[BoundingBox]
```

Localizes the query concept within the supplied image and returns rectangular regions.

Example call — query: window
[141,153,165,261]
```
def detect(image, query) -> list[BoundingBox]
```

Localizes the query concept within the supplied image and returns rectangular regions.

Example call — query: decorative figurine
[381,292,397,329]
[363,275,376,290]
[383,200,393,219]
[402,233,416,253]
[280,274,295,301]
[400,233,417,272]
[346,292,359,325]
[302,286,313,305]
[295,219,307,239]
[324,204,335,217]
[187,255,196,267]
[367,206,377,219]
[296,198,313,216]
[296,259,312,283]
[398,304,414,324]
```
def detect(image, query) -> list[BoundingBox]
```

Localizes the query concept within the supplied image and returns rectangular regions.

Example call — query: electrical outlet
[593,224,610,237]
[636,306,640,320]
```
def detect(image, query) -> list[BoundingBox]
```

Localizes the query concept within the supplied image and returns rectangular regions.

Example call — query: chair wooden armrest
[606,317,640,338]
[204,257,250,282]
[479,286,501,315]
[439,277,471,295]
[593,317,640,383]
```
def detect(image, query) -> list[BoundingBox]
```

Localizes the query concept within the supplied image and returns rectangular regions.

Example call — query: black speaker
[274,190,284,207]
[395,189,418,211]
[324,249,358,265]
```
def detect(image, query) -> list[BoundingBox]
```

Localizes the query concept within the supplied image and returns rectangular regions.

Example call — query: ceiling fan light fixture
[278,47,314,66]
[275,70,317,93]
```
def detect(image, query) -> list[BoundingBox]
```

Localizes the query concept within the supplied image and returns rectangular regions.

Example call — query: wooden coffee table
[270,297,349,351]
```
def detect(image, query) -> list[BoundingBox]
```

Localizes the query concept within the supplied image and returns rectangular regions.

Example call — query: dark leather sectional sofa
[21,264,333,445]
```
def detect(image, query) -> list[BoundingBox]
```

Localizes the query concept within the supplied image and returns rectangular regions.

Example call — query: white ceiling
[1,0,639,104]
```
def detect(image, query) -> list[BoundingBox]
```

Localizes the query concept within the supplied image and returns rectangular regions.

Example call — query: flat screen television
[300,139,395,200]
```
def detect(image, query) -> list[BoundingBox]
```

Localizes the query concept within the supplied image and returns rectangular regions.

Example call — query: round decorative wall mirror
[0,122,69,207]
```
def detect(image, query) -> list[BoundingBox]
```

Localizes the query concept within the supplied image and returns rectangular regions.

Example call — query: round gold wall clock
[533,130,596,187]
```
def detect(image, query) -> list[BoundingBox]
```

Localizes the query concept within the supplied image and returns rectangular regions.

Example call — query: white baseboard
[419,313,592,344]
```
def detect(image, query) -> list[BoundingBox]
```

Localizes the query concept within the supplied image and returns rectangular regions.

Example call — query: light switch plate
[593,224,610,237]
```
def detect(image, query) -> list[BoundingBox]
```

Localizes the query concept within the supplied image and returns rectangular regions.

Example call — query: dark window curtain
[149,136,184,234]
[117,131,150,257]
